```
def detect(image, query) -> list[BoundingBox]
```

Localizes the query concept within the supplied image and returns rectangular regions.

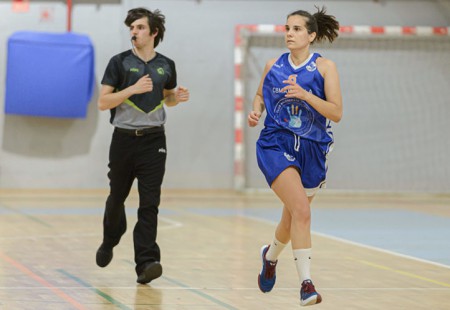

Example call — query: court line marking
[0,251,87,310]
[313,231,450,270]
[347,257,450,288]
[159,216,184,229]
[161,276,239,310]
[0,286,449,291]
[243,215,450,270]
[0,204,51,227]
[123,260,238,310]
[0,216,182,241]
[0,233,99,240]
[57,269,132,310]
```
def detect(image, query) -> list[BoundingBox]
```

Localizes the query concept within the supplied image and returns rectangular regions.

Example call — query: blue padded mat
[5,31,95,118]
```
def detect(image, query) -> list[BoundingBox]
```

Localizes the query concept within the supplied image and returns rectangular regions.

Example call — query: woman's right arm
[248,59,276,127]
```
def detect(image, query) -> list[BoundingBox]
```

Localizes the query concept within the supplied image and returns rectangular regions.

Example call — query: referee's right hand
[133,74,153,94]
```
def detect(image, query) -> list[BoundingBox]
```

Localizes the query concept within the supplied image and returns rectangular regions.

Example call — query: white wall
[1,0,449,191]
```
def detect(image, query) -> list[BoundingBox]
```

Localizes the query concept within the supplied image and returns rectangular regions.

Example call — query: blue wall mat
[4,31,95,118]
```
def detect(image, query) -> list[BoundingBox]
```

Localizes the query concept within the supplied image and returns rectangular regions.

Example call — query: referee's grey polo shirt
[101,50,177,129]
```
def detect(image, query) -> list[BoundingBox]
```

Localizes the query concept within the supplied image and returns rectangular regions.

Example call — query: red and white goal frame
[233,25,450,190]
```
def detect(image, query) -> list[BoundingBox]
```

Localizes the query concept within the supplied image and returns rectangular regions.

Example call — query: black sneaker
[96,244,113,267]
[136,262,163,284]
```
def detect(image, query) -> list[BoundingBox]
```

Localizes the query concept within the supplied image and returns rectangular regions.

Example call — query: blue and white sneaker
[300,279,322,306]
[258,245,277,293]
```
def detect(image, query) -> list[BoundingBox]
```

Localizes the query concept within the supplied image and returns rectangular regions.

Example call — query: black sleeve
[101,56,121,88]
[165,59,177,90]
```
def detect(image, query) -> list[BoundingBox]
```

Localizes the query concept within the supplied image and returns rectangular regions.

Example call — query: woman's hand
[248,110,261,127]
[281,79,310,101]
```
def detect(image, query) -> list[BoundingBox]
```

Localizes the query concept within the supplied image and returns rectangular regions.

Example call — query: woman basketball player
[248,6,342,306]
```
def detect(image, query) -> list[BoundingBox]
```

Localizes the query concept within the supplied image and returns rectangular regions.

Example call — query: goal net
[234,25,450,193]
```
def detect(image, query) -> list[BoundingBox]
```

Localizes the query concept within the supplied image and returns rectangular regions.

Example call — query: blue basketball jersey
[262,52,333,144]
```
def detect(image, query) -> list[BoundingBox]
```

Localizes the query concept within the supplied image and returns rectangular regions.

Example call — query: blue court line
[123,260,238,310]
[57,269,132,310]
[0,204,51,227]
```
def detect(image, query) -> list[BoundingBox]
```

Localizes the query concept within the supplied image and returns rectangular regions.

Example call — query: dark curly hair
[288,6,339,44]
[124,7,166,48]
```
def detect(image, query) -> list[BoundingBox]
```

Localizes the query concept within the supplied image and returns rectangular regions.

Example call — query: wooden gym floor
[0,189,449,309]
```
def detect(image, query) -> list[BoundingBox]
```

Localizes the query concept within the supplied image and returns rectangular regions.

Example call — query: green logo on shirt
[130,68,139,72]
[157,68,164,75]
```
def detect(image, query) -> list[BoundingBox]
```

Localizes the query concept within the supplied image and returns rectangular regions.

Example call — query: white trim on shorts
[305,180,327,197]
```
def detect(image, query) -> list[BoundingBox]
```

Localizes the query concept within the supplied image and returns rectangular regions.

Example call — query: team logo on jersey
[158,148,166,153]
[284,152,296,162]
[130,68,139,72]
[306,61,317,72]
[286,104,302,128]
[157,68,165,75]
[274,97,314,135]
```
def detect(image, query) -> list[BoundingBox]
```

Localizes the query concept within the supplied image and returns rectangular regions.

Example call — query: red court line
[0,251,87,310]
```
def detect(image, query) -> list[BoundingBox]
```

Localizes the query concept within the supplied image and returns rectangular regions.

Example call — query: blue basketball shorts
[256,129,332,196]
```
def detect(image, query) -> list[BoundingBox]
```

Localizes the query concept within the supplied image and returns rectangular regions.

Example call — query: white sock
[265,238,287,262]
[293,248,312,283]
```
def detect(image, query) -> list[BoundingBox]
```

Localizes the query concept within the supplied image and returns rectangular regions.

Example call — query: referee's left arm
[163,87,190,107]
